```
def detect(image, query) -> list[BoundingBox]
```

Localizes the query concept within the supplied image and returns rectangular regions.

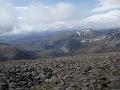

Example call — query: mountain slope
[1,28,120,57]
[0,43,36,60]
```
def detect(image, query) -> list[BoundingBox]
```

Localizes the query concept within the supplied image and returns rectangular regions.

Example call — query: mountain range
[1,28,120,60]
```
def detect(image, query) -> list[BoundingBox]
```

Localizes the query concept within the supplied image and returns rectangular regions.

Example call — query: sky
[0,0,120,34]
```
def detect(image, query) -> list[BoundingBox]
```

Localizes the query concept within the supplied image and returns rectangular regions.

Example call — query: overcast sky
[0,0,120,34]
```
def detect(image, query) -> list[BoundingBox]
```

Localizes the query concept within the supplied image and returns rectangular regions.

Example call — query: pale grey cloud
[13,2,81,33]
[0,0,120,35]
[24,2,77,24]
[92,0,120,12]
[81,10,120,29]
[81,0,120,29]
[0,0,17,34]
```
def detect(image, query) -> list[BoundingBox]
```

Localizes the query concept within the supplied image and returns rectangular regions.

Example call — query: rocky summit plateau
[0,52,120,90]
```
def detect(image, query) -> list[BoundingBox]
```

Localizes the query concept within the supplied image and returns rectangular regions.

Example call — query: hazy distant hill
[0,43,36,60]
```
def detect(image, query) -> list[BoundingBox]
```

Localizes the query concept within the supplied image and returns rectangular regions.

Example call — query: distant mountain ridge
[1,28,120,58]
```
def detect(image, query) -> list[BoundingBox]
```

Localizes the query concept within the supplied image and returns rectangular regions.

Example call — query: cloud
[13,2,81,33]
[92,0,120,12]
[80,10,120,29]
[16,0,120,33]
[0,0,120,34]
[0,0,17,34]
[24,2,78,24]
[80,0,120,29]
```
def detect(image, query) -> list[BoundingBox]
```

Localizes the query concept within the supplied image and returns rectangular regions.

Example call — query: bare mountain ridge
[1,28,120,58]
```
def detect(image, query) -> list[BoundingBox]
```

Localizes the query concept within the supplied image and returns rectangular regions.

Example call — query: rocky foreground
[0,52,120,90]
